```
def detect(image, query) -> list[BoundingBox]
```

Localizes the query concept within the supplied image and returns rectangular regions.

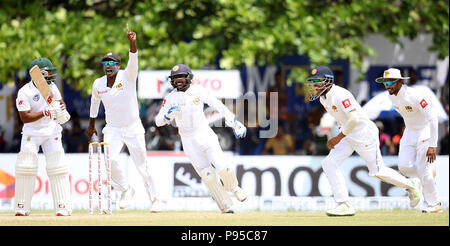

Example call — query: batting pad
[45,151,71,211]
[373,166,414,190]
[218,166,238,192]
[200,167,233,212]
[14,151,38,213]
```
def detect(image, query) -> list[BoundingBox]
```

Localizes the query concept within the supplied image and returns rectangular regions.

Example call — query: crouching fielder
[155,64,247,213]
[306,66,420,216]
[14,57,72,216]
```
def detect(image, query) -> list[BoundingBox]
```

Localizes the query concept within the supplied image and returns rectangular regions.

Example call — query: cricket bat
[29,65,71,124]
[29,65,54,105]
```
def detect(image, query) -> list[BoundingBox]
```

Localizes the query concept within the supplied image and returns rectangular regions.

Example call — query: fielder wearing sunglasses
[102,61,117,67]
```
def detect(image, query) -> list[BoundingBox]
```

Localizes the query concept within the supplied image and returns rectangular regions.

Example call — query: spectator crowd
[1,68,448,156]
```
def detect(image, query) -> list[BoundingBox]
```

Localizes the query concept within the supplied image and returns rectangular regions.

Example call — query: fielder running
[307,65,420,216]
[86,24,161,212]
[155,64,247,213]
[376,68,442,213]
[14,57,72,216]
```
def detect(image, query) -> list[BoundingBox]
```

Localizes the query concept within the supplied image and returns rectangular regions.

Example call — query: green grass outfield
[0,209,448,226]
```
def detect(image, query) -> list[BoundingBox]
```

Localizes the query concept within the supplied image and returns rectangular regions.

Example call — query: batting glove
[230,118,247,139]
[43,106,57,120]
[164,105,181,122]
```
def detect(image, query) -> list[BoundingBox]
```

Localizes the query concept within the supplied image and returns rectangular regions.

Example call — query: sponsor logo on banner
[173,163,209,197]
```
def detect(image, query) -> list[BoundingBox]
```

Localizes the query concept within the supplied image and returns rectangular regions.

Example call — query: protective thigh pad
[45,151,71,211]
[15,151,38,212]
[218,166,238,192]
[201,167,233,212]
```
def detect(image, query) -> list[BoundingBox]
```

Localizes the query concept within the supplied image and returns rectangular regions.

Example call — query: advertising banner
[138,70,243,99]
[0,153,448,211]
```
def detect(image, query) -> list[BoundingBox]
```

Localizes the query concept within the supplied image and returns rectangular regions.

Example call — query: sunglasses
[309,78,326,83]
[383,79,399,86]
[102,61,117,66]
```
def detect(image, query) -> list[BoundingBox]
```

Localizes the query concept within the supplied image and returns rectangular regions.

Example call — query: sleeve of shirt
[89,82,101,118]
[16,90,30,112]
[50,83,62,101]
[155,96,172,127]
[418,96,438,147]
[124,50,138,83]
[202,88,236,125]
[336,90,358,114]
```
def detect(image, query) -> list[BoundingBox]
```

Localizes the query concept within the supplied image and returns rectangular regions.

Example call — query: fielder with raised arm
[155,64,247,213]
[307,66,420,216]
[86,24,161,212]
[14,57,72,216]
[376,68,442,213]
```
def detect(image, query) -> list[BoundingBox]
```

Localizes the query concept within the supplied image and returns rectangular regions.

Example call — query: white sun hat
[375,68,410,83]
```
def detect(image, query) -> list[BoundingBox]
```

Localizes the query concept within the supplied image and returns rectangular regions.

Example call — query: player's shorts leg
[398,141,419,178]
[415,139,439,206]
[103,127,128,192]
[124,133,158,201]
[321,138,354,203]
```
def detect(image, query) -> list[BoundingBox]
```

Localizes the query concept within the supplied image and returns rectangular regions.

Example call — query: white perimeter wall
[0,153,448,211]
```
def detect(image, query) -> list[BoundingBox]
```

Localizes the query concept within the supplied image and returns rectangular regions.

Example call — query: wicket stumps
[88,142,112,215]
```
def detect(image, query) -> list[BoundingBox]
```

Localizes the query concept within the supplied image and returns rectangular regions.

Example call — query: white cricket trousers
[180,127,228,175]
[20,133,64,155]
[102,125,157,201]
[398,138,439,206]
[322,127,412,203]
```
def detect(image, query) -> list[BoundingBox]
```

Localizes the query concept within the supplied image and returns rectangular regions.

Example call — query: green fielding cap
[29,57,57,71]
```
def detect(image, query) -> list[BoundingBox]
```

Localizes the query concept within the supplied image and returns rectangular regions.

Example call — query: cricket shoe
[407,178,422,208]
[150,198,163,213]
[15,209,30,216]
[119,187,135,209]
[233,187,247,202]
[326,202,356,216]
[422,203,443,213]
[56,209,71,216]
[222,208,234,214]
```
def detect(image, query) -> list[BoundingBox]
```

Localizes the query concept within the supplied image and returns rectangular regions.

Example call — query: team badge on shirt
[115,83,123,89]
[342,99,351,108]
[420,99,428,108]
[193,98,200,104]
[331,105,338,112]
[33,94,40,101]
[405,106,413,112]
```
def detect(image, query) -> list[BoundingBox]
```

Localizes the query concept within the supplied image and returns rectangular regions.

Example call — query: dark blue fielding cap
[308,65,334,80]
[170,64,192,77]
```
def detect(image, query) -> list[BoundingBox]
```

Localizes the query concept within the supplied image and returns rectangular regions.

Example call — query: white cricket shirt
[155,84,235,137]
[388,84,438,145]
[16,81,63,136]
[320,85,375,144]
[90,51,142,129]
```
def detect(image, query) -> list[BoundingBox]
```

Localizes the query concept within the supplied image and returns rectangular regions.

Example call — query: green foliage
[0,0,448,95]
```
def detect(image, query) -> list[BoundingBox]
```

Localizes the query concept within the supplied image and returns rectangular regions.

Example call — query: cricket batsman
[376,68,442,213]
[307,65,421,216]
[155,64,247,213]
[14,57,72,216]
[86,24,161,212]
